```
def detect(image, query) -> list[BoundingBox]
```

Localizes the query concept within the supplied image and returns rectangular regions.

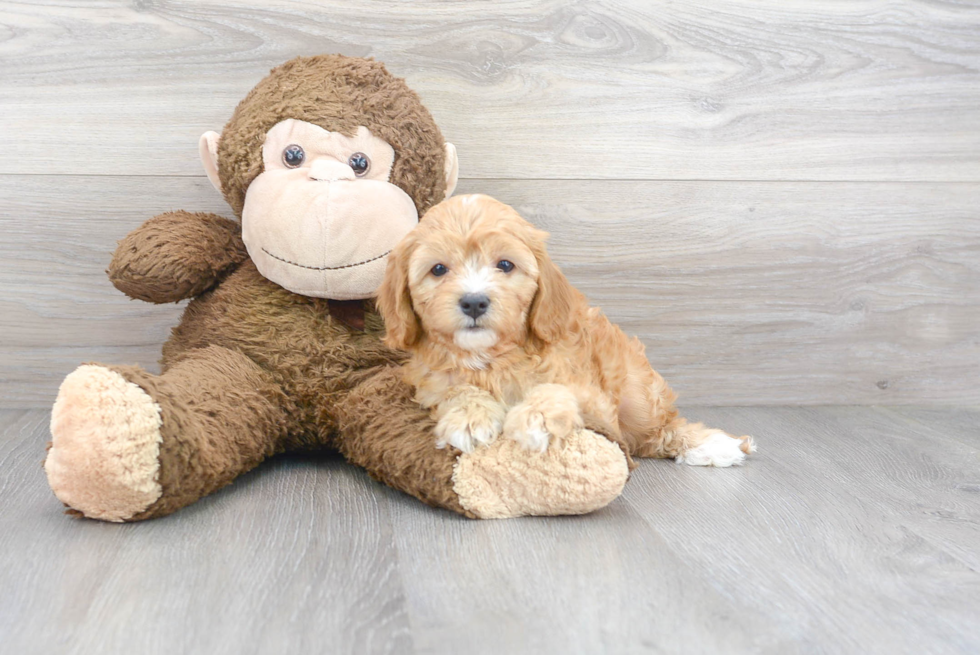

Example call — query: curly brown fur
[160,262,402,436]
[108,211,247,304]
[333,365,471,516]
[379,195,755,464]
[218,55,448,218]
[111,346,294,520]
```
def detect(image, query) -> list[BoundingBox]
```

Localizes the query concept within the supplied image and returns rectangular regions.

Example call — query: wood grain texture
[2,407,979,654]
[639,406,980,654]
[4,3,978,651]
[3,174,977,407]
[1,0,979,180]
[0,410,413,655]
[387,492,778,654]
[1,0,978,404]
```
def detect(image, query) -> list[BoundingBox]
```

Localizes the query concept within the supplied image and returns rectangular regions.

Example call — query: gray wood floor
[2,406,978,655]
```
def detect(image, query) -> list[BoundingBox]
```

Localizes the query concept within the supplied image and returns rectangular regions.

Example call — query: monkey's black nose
[459,293,490,319]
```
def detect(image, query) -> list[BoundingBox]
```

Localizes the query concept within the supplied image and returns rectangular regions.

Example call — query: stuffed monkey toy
[44,55,630,521]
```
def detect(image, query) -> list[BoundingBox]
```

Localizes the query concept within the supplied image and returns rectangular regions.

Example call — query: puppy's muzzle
[459,293,490,319]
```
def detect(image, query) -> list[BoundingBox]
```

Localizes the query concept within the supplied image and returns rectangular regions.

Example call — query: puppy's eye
[496,260,515,273]
[430,263,449,277]
[348,152,370,176]
[283,144,305,168]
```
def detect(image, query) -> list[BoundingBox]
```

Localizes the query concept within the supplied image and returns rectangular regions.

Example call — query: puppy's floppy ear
[377,235,422,350]
[527,232,579,345]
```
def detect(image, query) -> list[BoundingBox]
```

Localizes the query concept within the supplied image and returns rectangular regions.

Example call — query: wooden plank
[693,405,980,572]
[386,488,782,654]
[623,405,980,655]
[0,411,413,655]
[787,406,980,572]
[1,0,979,180]
[2,174,978,407]
[883,406,980,451]
[5,408,978,654]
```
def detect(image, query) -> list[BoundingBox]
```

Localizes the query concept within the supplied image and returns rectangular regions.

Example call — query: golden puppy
[377,194,754,466]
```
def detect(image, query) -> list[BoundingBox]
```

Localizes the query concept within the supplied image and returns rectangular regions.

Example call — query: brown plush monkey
[44,55,630,521]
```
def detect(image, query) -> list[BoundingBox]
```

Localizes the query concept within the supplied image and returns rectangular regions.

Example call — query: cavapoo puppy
[377,194,754,467]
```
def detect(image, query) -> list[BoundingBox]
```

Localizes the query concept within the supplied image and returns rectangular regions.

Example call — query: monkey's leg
[332,366,630,519]
[45,345,293,521]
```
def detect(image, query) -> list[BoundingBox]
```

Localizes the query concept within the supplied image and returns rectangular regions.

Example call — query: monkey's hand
[108,211,248,303]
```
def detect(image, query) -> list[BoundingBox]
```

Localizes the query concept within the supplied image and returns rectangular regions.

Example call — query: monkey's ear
[199,131,222,193]
[443,143,459,198]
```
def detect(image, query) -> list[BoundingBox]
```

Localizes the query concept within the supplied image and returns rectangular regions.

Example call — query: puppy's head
[377,194,577,355]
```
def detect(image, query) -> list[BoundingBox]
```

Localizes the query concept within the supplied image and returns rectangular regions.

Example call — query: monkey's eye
[282,145,305,168]
[430,263,449,277]
[348,152,370,176]
[496,260,515,273]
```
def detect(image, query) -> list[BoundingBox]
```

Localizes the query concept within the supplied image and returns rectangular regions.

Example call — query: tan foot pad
[45,365,164,522]
[452,429,629,519]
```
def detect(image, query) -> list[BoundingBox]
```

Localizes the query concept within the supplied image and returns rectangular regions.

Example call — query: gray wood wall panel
[2,1,979,180]
[2,175,977,407]
[1,1,979,407]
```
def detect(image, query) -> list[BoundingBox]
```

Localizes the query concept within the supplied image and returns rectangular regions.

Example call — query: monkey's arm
[108,211,248,303]
[332,366,631,519]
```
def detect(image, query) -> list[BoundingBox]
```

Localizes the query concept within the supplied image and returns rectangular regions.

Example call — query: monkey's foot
[452,428,629,519]
[45,365,164,522]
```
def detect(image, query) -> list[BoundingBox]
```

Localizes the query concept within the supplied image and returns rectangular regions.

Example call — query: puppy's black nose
[459,293,490,319]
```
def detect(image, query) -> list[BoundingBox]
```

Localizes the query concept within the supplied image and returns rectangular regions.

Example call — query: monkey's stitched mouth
[261,248,391,271]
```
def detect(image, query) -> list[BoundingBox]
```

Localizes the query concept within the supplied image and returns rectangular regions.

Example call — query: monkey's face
[240,118,420,300]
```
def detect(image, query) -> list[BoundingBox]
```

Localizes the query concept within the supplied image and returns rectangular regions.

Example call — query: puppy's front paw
[504,386,584,452]
[435,402,505,453]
